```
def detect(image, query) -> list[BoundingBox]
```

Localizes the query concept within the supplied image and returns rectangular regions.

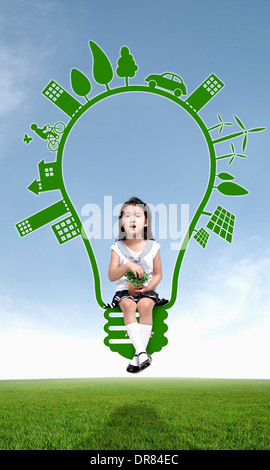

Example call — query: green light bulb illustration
[17,40,266,362]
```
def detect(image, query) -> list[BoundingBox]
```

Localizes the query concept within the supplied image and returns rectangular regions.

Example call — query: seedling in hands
[125,269,149,287]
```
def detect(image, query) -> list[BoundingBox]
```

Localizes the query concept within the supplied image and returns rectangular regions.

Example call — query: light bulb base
[103,307,168,359]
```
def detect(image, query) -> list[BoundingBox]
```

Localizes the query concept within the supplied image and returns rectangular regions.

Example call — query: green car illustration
[145,72,187,97]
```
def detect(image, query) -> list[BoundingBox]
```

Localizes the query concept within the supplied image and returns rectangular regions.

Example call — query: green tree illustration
[116,46,138,86]
[89,41,113,91]
[70,68,91,101]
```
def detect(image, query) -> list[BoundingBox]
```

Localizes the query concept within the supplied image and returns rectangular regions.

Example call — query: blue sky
[0,0,269,379]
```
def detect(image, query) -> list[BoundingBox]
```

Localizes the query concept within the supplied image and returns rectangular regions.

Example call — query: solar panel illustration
[194,227,210,248]
[206,205,235,243]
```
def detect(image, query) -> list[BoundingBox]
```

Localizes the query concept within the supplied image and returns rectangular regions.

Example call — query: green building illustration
[185,74,224,113]
[16,199,70,237]
[51,216,80,245]
[42,80,83,118]
[28,159,62,195]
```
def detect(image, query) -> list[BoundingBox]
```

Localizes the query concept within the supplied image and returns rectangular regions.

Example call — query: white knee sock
[126,322,148,366]
[126,322,145,355]
[127,323,152,366]
[139,324,152,350]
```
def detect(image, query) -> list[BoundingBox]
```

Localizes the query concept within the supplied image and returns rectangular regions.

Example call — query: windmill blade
[230,142,235,153]
[236,153,247,158]
[217,115,233,134]
[218,153,234,159]
[242,133,248,152]
[229,156,234,165]
[234,115,246,130]
[217,114,223,134]
[248,127,266,133]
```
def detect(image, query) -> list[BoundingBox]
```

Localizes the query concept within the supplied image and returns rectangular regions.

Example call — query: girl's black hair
[117,196,154,240]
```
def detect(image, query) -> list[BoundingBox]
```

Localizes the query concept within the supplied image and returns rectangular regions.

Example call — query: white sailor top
[111,239,160,292]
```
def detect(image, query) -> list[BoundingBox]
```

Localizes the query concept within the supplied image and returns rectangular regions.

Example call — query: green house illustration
[28,159,62,195]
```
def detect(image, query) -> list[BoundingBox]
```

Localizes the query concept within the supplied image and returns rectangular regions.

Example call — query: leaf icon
[217,172,235,180]
[89,40,113,91]
[216,182,249,196]
[70,68,91,100]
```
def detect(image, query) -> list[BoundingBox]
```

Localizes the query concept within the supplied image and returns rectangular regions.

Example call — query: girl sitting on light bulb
[107,196,168,373]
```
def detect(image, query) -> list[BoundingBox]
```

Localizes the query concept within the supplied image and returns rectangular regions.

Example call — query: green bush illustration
[116,46,138,86]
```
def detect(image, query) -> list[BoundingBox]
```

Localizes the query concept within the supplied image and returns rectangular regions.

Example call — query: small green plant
[125,269,149,287]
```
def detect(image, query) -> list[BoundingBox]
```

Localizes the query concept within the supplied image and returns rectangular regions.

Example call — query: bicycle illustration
[30,122,65,151]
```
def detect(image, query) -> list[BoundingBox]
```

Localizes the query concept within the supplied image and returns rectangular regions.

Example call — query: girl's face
[121,204,148,239]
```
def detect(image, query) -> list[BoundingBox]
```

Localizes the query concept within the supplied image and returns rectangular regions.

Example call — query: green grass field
[0,378,269,450]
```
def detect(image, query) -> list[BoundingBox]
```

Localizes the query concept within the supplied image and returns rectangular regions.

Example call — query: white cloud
[0,329,126,380]
[156,249,270,379]
[156,315,270,379]
[0,1,62,117]
[181,248,270,334]
[0,248,269,380]
[0,47,28,115]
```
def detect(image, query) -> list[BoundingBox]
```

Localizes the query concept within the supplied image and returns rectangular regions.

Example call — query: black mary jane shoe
[138,352,152,371]
[126,355,140,374]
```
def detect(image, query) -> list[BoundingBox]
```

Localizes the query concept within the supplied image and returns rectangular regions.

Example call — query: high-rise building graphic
[42,80,83,118]
[185,74,224,113]
[16,199,70,237]
[51,216,80,245]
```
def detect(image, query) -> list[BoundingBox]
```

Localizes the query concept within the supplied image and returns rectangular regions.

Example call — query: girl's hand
[129,285,148,296]
[137,286,148,294]
[127,262,144,279]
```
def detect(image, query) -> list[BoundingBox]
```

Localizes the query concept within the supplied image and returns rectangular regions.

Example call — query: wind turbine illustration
[216,142,247,165]
[207,114,233,134]
[213,115,265,151]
